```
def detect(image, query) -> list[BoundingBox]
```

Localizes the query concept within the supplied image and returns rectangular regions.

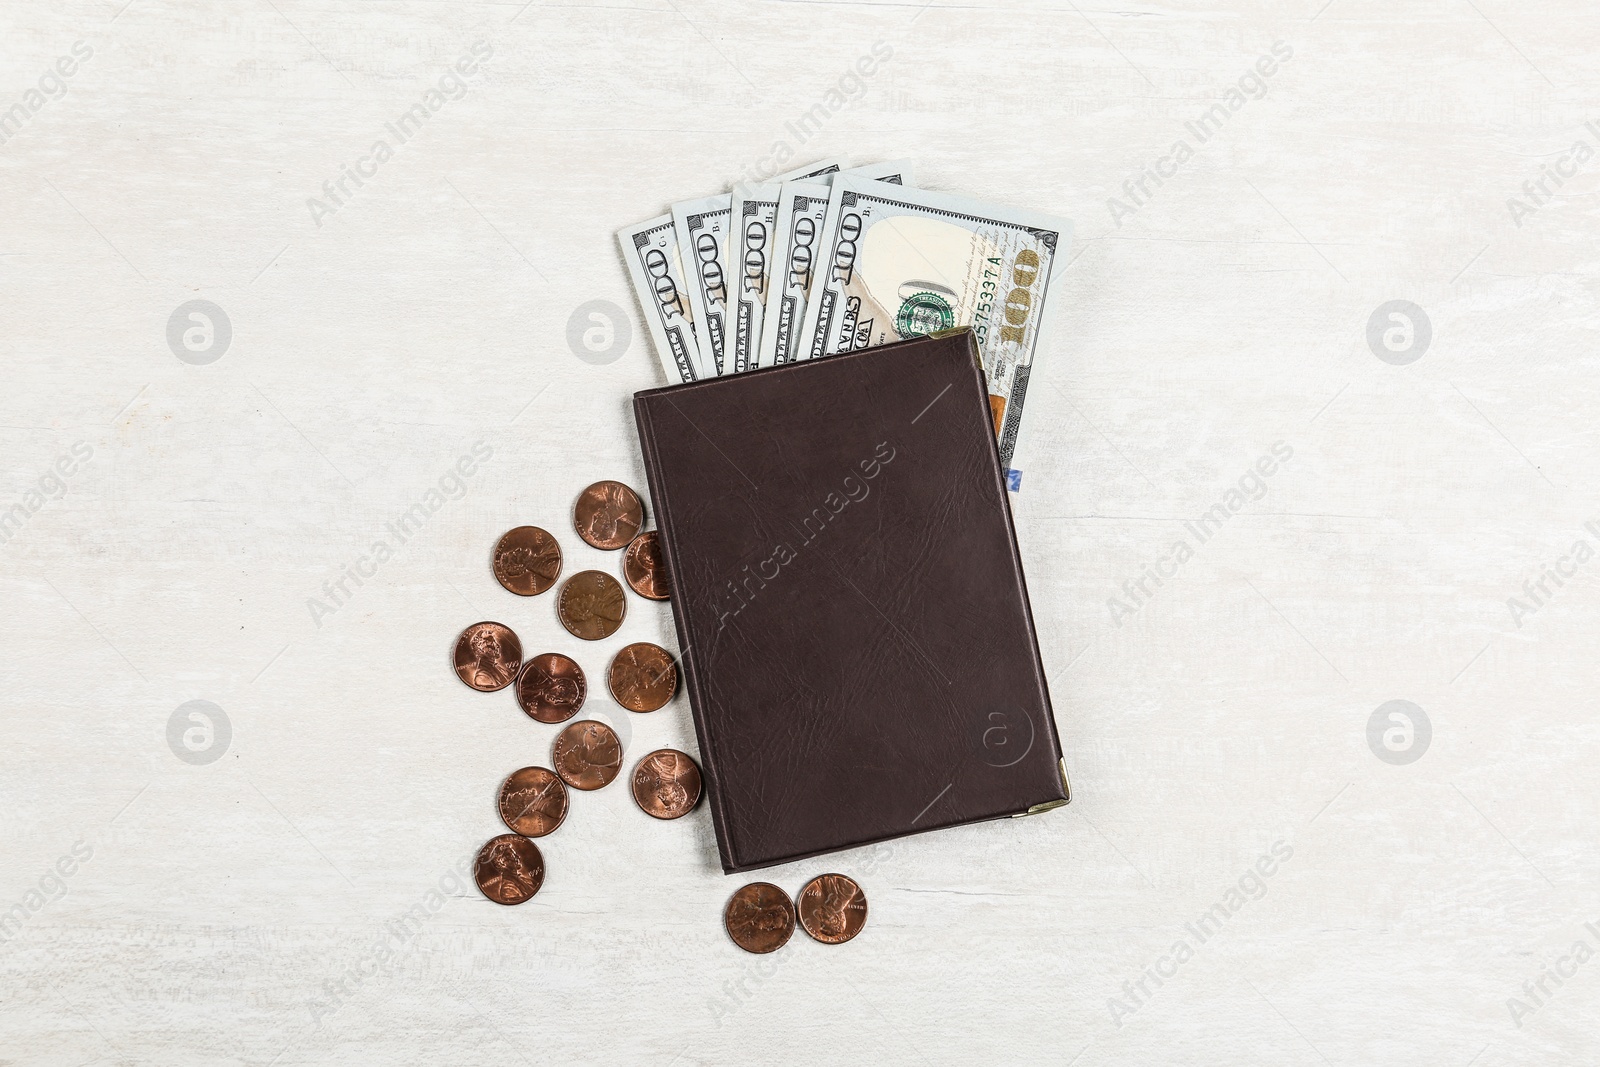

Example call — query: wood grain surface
[2,1,1596,1063]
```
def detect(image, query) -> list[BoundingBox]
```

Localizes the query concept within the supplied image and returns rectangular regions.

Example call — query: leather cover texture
[633,331,1067,874]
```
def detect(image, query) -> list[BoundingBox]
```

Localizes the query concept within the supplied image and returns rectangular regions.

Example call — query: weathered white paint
[2,1,1596,1063]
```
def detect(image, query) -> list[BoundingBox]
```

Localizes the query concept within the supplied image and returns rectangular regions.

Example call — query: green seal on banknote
[895,292,955,338]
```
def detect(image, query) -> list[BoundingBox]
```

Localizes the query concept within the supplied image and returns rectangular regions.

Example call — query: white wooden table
[3,1,1596,1063]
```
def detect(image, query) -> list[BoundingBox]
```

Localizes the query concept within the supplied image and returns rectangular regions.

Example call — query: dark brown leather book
[633,330,1069,874]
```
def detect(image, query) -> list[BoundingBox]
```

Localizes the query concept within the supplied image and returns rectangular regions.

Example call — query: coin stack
[453,480,702,907]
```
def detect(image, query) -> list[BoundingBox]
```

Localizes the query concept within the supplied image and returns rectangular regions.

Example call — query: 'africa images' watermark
[0,441,94,547]
[305,442,492,627]
[567,299,631,366]
[1106,442,1294,627]
[713,441,896,629]
[306,41,493,227]
[1366,300,1430,366]
[1505,120,1600,228]
[167,300,232,365]
[1506,918,1600,1029]
[167,700,231,765]
[1366,700,1430,765]
[707,839,898,1028]
[0,40,94,149]
[1108,840,1295,1027]
[733,41,894,186]
[0,839,94,943]
[1106,41,1293,226]
[307,847,479,1025]
[1504,517,1600,629]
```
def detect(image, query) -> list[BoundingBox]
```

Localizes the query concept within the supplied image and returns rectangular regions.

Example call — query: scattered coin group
[723,874,868,953]
[456,480,698,907]
[456,481,869,950]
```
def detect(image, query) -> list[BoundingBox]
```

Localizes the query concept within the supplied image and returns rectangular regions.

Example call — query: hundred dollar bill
[756,181,831,368]
[794,176,1072,469]
[727,183,782,374]
[727,161,850,374]
[672,195,734,376]
[840,158,914,185]
[768,156,847,183]
[759,161,914,368]
[617,214,704,384]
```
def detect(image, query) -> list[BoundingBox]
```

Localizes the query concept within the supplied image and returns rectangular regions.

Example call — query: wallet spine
[632,393,738,873]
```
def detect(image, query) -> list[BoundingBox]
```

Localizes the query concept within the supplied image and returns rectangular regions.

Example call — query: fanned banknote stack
[617,158,1072,472]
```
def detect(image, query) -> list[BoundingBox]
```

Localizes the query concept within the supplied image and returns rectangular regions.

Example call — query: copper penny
[492,526,562,596]
[514,653,587,724]
[723,882,795,954]
[630,749,702,819]
[497,767,569,837]
[607,642,676,712]
[473,833,544,905]
[551,719,624,791]
[573,480,644,550]
[557,570,626,641]
[623,531,671,601]
[797,873,868,944]
[453,622,522,692]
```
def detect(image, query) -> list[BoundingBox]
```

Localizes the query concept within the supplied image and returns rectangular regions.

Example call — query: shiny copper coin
[514,653,587,724]
[797,873,868,945]
[573,480,644,550]
[630,749,702,819]
[623,530,671,601]
[723,882,795,954]
[557,570,626,641]
[452,622,522,692]
[492,525,562,596]
[607,642,676,712]
[497,766,569,837]
[551,719,624,791]
[473,833,544,905]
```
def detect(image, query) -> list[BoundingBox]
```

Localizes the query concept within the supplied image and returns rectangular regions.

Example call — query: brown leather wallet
[633,330,1068,873]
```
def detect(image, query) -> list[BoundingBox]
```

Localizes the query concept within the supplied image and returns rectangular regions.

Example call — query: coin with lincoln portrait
[492,526,562,596]
[796,873,867,945]
[452,622,522,692]
[723,882,795,954]
[607,642,676,712]
[573,480,644,550]
[515,653,587,724]
[557,571,626,641]
[630,748,701,819]
[497,766,569,837]
[552,719,624,791]
[623,530,671,601]
[473,833,545,905]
